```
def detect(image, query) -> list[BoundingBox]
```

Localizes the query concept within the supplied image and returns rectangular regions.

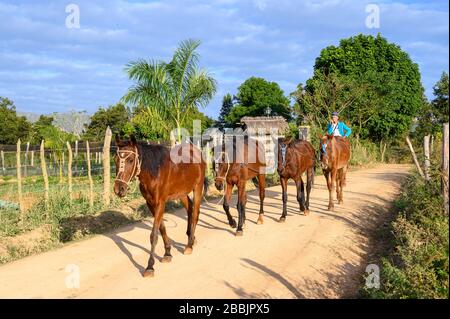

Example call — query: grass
[361,171,448,299]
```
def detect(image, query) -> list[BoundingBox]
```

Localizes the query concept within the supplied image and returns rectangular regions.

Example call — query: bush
[349,138,380,167]
[363,173,448,299]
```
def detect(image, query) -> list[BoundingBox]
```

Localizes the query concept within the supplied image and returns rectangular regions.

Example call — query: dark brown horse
[113,135,207,277]
[277,138,316,222]
[213,136,266,236]
[319,135,351,211]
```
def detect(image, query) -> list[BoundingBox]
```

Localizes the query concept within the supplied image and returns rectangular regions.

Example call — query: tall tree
[431,72,449,124]
[0,97,32,144]
[123,39,217,142]
[310,34,424,143]
[83,103,129,140]
[218,93,234,126]
[226,77,291,125]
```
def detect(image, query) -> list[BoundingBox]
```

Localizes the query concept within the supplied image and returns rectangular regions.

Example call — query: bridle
[280,144,288,167]
[115,146,142,186]
[214,151,231,183]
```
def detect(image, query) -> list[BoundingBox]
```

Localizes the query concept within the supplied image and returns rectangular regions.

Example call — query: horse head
[319,134,334,170]
[113,134,141,198]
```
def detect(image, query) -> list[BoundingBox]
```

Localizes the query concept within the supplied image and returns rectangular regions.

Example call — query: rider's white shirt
[331,123,342,136]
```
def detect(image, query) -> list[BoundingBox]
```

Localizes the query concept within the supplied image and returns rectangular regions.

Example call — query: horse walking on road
[113,135,207,277]
[319,135,351,211]
[213,136,266,236]
[277,138,316,222]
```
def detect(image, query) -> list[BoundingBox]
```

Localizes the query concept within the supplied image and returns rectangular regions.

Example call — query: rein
[115,146,142,186]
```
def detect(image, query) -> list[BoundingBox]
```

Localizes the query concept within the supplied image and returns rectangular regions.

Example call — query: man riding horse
[327,111,352,138]
[320,111,352,211]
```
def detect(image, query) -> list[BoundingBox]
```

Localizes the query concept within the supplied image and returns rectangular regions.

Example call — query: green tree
[83,103,129,140]
[431,72,449,124]
[218,93,234,126]
[310,34,424,143]
[0,97,32,144]
[123,39,217,142]
[416,72,449,139]
[29,115,55,144]
[226,77,291,124]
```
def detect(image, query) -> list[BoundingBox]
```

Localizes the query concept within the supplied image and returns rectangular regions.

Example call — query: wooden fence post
[40,140,49,212]
[75,140,78,158]
[24,141,29,177]
[86,141,94,211]
[1,150,4,173]
[16,140,24,221]
[424,135,431,182]
[442,123,449,215]
[31,150,34,167]
[406,136,425,179]
[66,141,73,203]
[103,127,112,207]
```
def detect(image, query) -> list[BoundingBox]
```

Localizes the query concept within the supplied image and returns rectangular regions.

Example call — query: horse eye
[128,158,134,163]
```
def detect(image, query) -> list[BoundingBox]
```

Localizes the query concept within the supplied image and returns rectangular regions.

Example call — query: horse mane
[117,140,169,177]
[139,142,169,177]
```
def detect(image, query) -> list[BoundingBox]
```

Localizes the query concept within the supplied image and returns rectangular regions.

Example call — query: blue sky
[0,0,448,119]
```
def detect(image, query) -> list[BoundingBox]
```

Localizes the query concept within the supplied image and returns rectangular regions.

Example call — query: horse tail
[251,177,259,189]
[203,176,210,196]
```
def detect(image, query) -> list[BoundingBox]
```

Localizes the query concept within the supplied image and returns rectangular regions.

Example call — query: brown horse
[319,135,351,211]
[213,136,266,236]
[277,138,316,222]
[113,135,207,277]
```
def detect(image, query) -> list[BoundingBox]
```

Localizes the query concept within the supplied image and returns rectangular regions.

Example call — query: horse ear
[130,134,137,146]
[115,134,121,145]
[328,134,334,140]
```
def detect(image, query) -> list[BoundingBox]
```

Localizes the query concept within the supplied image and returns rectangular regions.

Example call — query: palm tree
[122,39,217,142]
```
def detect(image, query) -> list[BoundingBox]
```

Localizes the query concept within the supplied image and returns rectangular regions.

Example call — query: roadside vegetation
[362,171,448,298]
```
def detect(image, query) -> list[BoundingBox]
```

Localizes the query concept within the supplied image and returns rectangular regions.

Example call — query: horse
[277,138,316,222]
[212,136,266,236]
[113,135,207,278]
[319,135,351,211]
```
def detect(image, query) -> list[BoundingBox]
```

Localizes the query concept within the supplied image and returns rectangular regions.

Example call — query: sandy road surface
[0,164,410,299]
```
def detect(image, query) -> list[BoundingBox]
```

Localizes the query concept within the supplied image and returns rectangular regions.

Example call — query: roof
[240,116,289,134]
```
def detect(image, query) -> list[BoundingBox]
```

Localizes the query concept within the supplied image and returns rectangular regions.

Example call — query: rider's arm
[327,123,333,135]
[342,122,352,137]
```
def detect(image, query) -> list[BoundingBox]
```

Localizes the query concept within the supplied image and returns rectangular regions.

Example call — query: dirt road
[0,164,410,298]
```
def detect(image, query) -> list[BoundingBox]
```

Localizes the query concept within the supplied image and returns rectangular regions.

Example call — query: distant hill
[19,111,91,137]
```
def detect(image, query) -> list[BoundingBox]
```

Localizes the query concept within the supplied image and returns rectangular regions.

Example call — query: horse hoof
[304,210,310,216]
[143,269,154,278]
[338,200,343,205]
[235,230,244,237]
[183,247,193,255]
[161,255,172,263]
[278,217,286,223]
[229,220,237,228]
[328,207,334,212]
[256,218,264,225]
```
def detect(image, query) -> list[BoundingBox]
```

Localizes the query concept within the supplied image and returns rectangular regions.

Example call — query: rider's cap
[332,111,339,117]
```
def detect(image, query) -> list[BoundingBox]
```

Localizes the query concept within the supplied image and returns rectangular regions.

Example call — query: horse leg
[256,174,265,225]
[143,201,165,278]
[179,196,193,237]
[235,182,247,236]
[338,166,347,204]
[223,182,237,228]
[304,167,313,216]
[296,176,306,213]
[184,183,203,255]
[328,169,336,211]
[279,177,288,222]
[159,220,172,263]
